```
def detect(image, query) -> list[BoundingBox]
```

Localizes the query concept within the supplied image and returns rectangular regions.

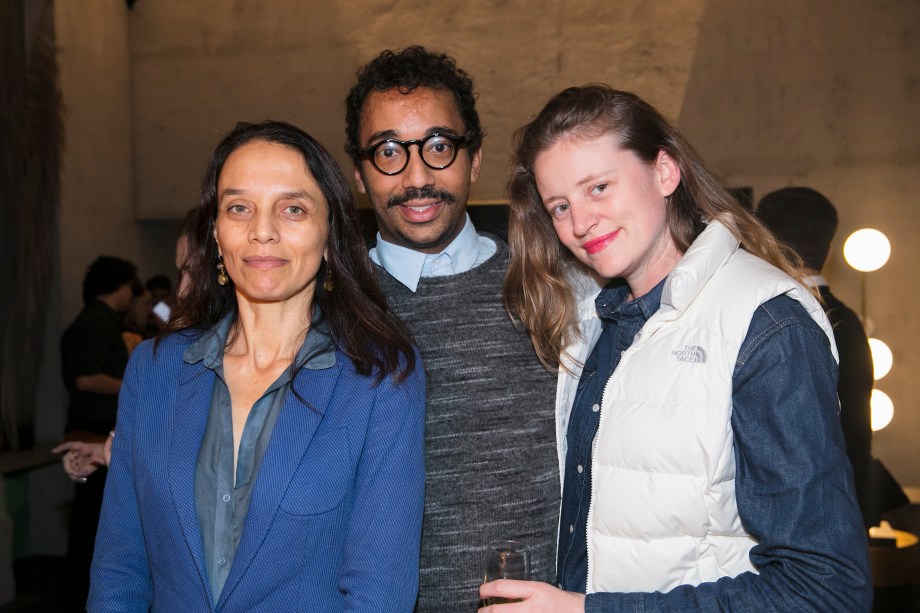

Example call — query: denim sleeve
[583,295,872,612]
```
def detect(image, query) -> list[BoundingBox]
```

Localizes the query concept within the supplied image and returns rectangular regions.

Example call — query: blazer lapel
[168,360,214,598]
[216,360,342,608]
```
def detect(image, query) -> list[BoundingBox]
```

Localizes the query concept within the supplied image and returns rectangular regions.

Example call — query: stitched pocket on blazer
[278,427,351,516]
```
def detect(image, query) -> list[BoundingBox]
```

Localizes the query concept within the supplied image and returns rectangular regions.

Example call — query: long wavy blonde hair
[503,85,804,368]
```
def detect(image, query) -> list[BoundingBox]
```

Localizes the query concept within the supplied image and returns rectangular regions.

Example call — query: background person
[144,274,174,335]
[89,120,425,612]
[55,209,199,480]
[145,274,173,303]
[345,46,559,611]
[756,186,883,527]
[58,255,139,611]
[61,257,139,439]
[485,85,871,611]
[175,207,196,298]
[122,281,153,344]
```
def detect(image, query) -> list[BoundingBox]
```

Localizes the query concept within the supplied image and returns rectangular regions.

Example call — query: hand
[478,580,585,612]
[52,438,109,482]
[103,430,114,466]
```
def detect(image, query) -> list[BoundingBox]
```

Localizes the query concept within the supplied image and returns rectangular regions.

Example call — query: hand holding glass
[482,540,530,605]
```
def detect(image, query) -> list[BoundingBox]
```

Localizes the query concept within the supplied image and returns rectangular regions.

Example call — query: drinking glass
[482,540,530,605]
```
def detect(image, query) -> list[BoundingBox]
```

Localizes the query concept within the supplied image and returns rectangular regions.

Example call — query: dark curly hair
[82,256,138,307]
[344,45,484,164]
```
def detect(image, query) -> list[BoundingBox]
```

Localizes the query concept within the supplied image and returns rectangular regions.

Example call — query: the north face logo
[672,345,707,363]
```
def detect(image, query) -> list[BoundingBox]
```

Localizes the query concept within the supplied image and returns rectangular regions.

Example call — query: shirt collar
[594,276,666,323]
[370,214,481,292]
[184,305,337,371]
[805,274,828,289]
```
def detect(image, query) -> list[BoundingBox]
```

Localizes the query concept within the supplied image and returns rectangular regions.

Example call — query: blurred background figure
[758,186,907,528]
[143,274,174,336]
[53,212,198,483]
[58,255,139,611]
[122,278,152,347]
[175,208,196,299]
[145,274,173,304]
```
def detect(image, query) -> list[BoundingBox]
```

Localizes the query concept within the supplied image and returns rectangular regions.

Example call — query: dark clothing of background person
[818,284,876,527]
[61,300,128,434]
[60,299,128,610]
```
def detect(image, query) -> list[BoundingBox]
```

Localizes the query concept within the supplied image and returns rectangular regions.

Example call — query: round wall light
[868,338,893,380]
[843,229,891,272]
[870,389,894,431]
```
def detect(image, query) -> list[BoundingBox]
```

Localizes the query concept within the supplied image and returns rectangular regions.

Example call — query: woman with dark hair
[89,121,425,612]
[482,87,870,611]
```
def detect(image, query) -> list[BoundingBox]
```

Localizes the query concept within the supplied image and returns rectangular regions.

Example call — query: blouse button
[592,403,600,413]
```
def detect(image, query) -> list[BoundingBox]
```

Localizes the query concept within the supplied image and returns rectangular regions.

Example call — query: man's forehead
[359,87,463,139]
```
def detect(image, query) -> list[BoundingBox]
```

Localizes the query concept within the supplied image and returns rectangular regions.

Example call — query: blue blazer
[88,332,425,612]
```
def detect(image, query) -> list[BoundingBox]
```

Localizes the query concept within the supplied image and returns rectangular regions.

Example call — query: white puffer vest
[555,221,837,594]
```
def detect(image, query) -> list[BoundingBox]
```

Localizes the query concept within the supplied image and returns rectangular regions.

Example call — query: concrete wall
[46,1,920,504]
[32,0,141,556]
[128,0,711,216]
[56,0,140,316]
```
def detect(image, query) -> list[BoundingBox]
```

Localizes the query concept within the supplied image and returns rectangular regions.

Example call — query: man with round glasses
[345,46,559,612]
[360,132,470,176]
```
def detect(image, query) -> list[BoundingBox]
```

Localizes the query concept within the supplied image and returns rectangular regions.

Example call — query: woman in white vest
[482,86,871,611]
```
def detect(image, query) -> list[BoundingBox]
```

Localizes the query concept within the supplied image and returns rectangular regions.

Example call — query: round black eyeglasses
[359,133,469,176]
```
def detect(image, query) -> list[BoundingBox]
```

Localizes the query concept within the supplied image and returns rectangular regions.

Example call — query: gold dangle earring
[216,255,228,286]
[322,263,334,292]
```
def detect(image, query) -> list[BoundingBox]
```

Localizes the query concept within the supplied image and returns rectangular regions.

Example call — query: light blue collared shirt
[805,274,828,289]
[368,214,497,292]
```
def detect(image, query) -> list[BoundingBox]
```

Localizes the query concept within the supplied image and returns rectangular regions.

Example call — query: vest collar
[661,221,739,317]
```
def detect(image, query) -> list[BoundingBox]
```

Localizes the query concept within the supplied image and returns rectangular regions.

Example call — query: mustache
[386,187,456,208]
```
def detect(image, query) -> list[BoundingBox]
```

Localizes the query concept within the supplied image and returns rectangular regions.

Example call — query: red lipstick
[582,230,619,255]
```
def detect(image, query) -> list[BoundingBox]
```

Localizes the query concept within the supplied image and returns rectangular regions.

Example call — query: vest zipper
[584,329,643,592]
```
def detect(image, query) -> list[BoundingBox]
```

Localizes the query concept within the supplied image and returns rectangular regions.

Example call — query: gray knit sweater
[375,235,559,612]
